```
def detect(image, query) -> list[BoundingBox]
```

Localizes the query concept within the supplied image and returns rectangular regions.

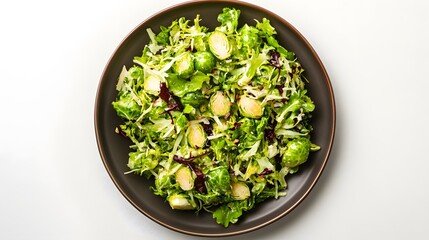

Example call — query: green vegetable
[239,24,259,50]
[112,8,319,228]
[213,200,253,227]
[238,95,263,119]
[112,94,141,120]
[281,137,311,168]
[166,72,209,97]
[180,91,207,107]
[231,182,251,200]
[187,123,207,148]
[208,31,233,60]
[168,193,195,210]
[143,74,162,95]
[216,7,240,34]
[209,91,231,116]
[175,166,194,191]
[173,52,194,79]
[206,166,231,195]
[194,51,216,73]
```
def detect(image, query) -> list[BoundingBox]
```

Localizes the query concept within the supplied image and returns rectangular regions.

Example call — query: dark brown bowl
[94,0,335,237]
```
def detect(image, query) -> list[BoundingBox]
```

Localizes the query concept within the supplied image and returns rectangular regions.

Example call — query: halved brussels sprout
[205,166,231,195]
[167,193,194,210]
[238,95,263,119]
[143,74,161,95]
[231,181,250,200]
[281,137,311,168]
[194,51,216,73]
[173,52,194,79]
[209,91,230,116]
[187,123,207,148]
[208,31,232,60]
[175,166,194,191]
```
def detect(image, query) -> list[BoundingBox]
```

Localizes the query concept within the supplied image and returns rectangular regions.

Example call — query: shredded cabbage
[112,8,319,227]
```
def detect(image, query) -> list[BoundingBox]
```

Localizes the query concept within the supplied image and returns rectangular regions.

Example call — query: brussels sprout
[143,74,161,95]
[175,166,194,191]
[281,137,311,168]
[231,182,250,200]
[208,31,232,60]
[194,51,216,73]
[238,95,263,119]
[187,123,206,148]
[206,166,231,195]
[209,91,230,116]
[167,193,195,210]
[173,52,194,79]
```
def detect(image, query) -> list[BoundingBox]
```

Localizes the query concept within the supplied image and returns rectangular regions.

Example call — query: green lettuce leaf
[166,72,209,97]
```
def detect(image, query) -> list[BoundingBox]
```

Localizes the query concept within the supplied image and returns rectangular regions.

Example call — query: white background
[1,0,428,239]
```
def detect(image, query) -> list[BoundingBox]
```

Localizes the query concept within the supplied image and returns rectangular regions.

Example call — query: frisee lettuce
[112,7,319,227]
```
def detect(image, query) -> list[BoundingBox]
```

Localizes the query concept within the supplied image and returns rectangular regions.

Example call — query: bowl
[94,0,335,237]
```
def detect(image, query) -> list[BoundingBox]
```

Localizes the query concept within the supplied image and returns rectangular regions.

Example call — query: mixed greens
[112,8,319,227]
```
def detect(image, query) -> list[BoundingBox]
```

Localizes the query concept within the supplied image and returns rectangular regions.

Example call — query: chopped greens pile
[112,8,320,227]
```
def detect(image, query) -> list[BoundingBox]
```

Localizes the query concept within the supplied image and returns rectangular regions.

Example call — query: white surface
[1,0,428,239]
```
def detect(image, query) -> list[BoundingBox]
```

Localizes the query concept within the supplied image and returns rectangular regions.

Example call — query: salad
[112,8,319,227]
